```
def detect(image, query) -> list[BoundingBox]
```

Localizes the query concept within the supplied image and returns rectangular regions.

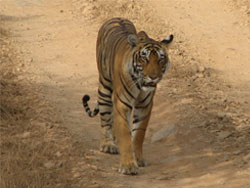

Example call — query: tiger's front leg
[113,93,138,175]
[132,101,153,167]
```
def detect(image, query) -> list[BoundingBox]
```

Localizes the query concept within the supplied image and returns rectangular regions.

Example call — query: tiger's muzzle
[142,76,160,88]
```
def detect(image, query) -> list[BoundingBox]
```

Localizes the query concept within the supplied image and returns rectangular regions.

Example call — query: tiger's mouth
[142,81,157,87]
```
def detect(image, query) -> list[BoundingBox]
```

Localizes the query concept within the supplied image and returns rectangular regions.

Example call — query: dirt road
[1,0,250,187]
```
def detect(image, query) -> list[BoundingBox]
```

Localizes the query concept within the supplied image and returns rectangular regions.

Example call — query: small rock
[219,181,226,185]
[155,175,169,180]
[192,63,206,73]
[217,124,224,129]
[73,172,81,178]
[20,132,31,138]
[197,65,205,73]
[89,165,98,171]
[56,161,63,167]
[196,73,204,78]
[55,151,62,157]
[199,120,210,127]
[233,150,242,155]
[217,131,232,139]
[44,161,55,169]
[19,63,25,67]
[217,112,232,122]
[151,124,177,143]
[48,124,54,129]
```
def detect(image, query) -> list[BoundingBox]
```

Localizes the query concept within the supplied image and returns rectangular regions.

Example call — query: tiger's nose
[149,75,158,80]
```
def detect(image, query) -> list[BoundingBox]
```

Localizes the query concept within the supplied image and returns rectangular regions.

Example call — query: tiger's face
[129,32,173,91]
[134,44,170,90]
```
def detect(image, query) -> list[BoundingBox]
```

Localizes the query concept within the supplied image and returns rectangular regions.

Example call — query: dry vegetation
[0,21,72,188]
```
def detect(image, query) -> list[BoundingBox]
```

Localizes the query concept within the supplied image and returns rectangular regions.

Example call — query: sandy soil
[1,0,250,187]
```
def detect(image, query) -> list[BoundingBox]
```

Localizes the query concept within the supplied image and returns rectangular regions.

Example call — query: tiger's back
[96,17,136,81]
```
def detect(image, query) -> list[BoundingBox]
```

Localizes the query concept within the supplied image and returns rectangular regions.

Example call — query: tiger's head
[128,31,173,91]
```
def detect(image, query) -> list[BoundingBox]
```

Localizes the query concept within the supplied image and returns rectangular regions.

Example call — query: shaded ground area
[1,0,250,187]
[0,14,73,187]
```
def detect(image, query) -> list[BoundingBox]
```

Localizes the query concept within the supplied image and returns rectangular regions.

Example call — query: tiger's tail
[82,95,99,117]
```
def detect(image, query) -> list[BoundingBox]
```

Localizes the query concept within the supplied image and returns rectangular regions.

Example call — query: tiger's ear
[161,34,174,45]
[137,31,149,42]
[128,34,138,47]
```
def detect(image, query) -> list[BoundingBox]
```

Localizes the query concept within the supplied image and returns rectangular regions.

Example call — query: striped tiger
[82,17,173,175]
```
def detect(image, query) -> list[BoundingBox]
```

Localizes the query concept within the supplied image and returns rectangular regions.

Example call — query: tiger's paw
[137,159,148,167]
[100,142,119,154]
[119,162,138,175]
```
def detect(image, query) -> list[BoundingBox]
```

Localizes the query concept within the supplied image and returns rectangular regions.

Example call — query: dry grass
[0,25,72,188]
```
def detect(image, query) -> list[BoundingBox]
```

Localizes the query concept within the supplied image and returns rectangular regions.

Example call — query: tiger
[82,17,173,175]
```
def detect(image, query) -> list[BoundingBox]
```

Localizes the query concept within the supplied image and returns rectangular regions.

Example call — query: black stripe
[93,109,99,113]
[116,93,132,110]
[100,79,113,93]
[103,76,112,83]
[133,119,141,124]
[100,111,112,116]
[98,102,112,107]
[120,75,135,99]
[133,53,139,74]
[133,62,138,74]
[98,89,111,98]
[133,115,148,124]
[139,92,151,103]
[116,107,128,122]
[101,124,112,128]
[99,97,112,104]
[136,83,141,90]
[135,99,152,109]
[132,128,146,132]
[153,43,162,49]
[130,74,141,90]
[101,116,112,122]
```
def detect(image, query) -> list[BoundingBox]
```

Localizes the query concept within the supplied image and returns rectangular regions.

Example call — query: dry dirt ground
[1,0,250,187]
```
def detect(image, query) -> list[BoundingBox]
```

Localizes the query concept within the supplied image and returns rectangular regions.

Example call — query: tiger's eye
[158,59,164,65]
